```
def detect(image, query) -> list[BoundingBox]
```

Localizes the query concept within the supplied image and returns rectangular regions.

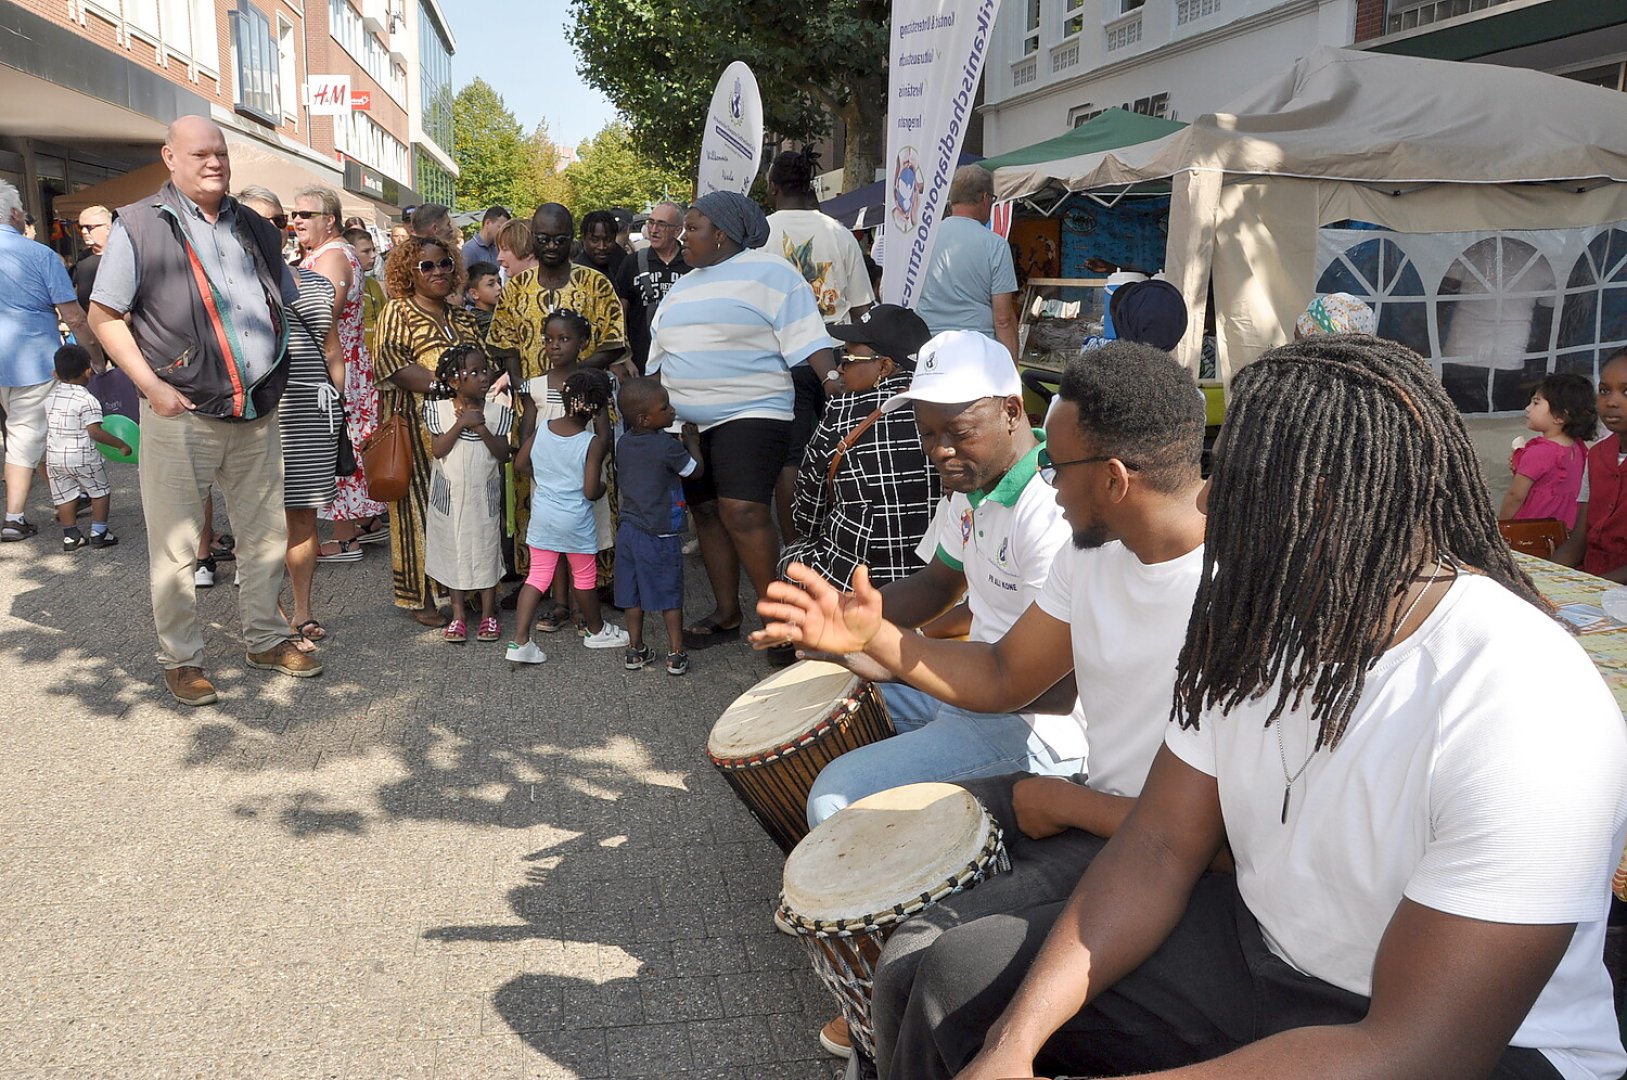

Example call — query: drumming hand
[755,562,884,656]
[796,649,896,684]
[1012,776,1078,840]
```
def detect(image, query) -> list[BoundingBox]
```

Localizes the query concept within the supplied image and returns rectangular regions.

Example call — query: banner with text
[881,0,1003,307]
[697,61,764,198]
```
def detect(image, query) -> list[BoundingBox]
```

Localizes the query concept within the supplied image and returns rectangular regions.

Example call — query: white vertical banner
[697,61,765,198]
[881,0,1002,307]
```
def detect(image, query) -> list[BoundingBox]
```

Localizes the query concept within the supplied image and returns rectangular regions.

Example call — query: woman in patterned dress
[292,187,390,564]
[372,237,482,625]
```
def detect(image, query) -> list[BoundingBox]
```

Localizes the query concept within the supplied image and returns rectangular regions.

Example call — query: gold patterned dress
[371,299,484,609]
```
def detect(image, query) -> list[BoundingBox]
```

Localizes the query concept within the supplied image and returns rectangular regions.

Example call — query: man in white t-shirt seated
[795,331,1088,830]
[773,335,1627,1080]
[760,342,1210,1072]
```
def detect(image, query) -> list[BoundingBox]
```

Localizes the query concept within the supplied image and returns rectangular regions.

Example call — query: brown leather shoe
[819,1015,852,1059]
[246,640,324,678]
[164,666,219,706]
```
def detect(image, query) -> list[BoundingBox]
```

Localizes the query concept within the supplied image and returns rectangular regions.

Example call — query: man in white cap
[797,330,1087,828]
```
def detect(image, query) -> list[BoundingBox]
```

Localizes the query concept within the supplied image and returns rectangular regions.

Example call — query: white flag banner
[697,61,764,198]
[880,0,1002,307]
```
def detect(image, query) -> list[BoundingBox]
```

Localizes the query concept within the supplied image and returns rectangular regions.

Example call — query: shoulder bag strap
[824,408,884,495]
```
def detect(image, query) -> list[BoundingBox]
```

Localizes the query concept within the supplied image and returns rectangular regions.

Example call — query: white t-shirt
[1166,574,1627,1080]
[919,448,1086,759]
[1035,540,1204,797]
[765,209,875,325]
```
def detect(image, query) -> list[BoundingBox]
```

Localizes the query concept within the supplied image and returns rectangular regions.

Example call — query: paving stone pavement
[0,469,846,1080]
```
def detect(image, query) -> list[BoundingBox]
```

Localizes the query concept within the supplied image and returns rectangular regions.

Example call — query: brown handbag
[358,410,412,503]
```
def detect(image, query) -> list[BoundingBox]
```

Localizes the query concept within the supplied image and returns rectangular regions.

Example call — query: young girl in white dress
[422,344,513,643]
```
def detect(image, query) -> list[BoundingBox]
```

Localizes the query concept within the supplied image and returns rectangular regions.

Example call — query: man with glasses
[756,341,1208,1075]
[612,201,690,374]
[488,202,627,387]
[73,205,114,310]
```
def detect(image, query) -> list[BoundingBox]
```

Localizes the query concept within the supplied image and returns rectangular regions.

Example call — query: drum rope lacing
[774,818,1011,939]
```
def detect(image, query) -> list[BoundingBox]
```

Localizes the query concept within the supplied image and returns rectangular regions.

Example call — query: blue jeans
[805,684,1087,828]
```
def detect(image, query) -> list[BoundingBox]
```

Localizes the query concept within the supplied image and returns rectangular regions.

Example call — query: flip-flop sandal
[684,617,742,650]
[537,611,567,633]
[295,619,328,643]
[354,516,391,544]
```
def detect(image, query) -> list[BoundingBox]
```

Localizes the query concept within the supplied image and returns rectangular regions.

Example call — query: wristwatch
[823,369,842,387]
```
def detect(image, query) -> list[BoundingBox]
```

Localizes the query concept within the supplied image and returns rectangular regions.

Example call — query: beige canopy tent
[55,130,382,223]
[993,47,1627,385]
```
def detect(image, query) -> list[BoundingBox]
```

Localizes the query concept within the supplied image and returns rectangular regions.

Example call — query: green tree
[567,0,888,193]
[562,122,692,220]
[517,121,571,214]
[451,78,532,211]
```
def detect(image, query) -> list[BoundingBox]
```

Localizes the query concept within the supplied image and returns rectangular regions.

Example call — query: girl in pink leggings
[507,370,629,664]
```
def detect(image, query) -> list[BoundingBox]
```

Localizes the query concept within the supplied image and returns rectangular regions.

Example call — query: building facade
[0,0,455,258]
[1354,0,1627,90]
[979,0,1359,156]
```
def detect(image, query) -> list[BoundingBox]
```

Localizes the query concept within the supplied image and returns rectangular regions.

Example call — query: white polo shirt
[919,439,1087,760]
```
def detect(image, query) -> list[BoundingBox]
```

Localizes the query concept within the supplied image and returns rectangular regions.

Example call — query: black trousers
[880,778,1563,1080]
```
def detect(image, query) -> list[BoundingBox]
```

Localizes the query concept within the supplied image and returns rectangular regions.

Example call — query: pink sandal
[443,619,468,643]
[476,617,501,642]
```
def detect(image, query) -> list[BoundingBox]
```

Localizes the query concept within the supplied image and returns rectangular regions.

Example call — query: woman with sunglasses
[372,237,482,625]
[292,186,390,563]
[778,304,939,600]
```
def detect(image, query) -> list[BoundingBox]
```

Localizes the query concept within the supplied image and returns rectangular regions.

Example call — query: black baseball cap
[830,304,931,364]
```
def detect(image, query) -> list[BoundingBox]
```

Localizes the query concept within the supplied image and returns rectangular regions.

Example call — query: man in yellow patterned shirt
[487,203,626,384]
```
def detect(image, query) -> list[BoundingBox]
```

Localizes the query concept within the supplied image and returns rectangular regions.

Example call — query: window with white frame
[1063,0,1084,37]
[159,0,191,59]
[1119,0,1146,12]
[1023,0,1040,55]
[190,0,218,70]
[1177,0,1220,25]
[277,17,298,122]
[334,111,409,183]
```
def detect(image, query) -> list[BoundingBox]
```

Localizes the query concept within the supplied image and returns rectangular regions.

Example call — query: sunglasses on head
[416,256,456,273]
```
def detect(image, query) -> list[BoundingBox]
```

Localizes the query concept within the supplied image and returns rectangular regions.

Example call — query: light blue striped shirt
[647,249,834,431]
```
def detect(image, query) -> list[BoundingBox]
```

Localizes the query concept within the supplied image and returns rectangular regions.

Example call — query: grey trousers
[877,776,1563,1080]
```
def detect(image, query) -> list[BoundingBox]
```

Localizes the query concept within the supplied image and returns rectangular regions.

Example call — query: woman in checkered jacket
[779,305,940,590]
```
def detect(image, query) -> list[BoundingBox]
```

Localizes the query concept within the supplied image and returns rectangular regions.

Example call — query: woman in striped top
[646,192,838,646]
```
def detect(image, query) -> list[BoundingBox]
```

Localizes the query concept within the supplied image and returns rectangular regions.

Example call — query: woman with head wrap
[646,191,839,648]
[1295,292,1377,339]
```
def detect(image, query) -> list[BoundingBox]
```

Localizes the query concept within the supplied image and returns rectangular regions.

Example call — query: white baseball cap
[881,330,1023,413]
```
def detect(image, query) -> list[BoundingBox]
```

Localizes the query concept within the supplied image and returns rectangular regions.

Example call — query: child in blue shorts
[614,378,702,675]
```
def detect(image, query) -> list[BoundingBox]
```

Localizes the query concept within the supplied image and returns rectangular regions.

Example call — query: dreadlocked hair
[560,368,613,418]
[1171,333,1547,750]
[430,343,489,400]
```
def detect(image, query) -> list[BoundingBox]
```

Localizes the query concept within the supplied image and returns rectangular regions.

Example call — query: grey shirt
[93,191,299,388]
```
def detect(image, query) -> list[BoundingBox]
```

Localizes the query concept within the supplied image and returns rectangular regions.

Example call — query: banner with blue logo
[697,61,765,198]
[880,0,1003,308]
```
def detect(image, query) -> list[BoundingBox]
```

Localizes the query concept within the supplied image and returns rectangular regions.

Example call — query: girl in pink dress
[293,191,390,562]
[1500,372,1595,530]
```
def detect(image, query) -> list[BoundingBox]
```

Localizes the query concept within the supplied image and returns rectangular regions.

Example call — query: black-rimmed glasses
[1038,446,1141,484]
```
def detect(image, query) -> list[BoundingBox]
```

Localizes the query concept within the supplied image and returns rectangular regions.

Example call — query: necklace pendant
[1281,784,1291,825]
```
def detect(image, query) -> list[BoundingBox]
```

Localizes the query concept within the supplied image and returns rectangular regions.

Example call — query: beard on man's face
[1072,523,1111,550]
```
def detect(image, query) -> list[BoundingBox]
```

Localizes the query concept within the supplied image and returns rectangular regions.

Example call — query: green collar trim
[966,429,1046,510]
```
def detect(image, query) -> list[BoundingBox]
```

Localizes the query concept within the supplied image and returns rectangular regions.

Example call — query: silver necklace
[1276,558,1444,824]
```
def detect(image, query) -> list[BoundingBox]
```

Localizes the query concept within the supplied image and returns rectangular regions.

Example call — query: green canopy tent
[978,108,1186,178]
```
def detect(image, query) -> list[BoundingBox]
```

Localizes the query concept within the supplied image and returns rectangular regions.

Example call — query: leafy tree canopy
[567,0,889,192]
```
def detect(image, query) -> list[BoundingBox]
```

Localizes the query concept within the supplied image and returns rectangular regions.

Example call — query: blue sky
[442,0,619,150]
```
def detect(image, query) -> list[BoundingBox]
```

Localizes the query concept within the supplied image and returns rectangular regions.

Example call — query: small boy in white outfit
[45,344,128,550]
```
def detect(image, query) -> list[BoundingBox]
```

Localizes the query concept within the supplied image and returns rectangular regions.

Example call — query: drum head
[781,783,994,924]
[707,660,864,759]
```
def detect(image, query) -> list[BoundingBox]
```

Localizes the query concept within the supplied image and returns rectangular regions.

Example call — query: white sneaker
[505,640,548,664]
[582,623,629,649]
[233,569,241,587]
[682,537,700,556]
[194,560,216,589]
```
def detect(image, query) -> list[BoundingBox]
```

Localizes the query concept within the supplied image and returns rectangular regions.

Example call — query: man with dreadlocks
[757,341,1210,1077]
[843,336,1626,1080]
